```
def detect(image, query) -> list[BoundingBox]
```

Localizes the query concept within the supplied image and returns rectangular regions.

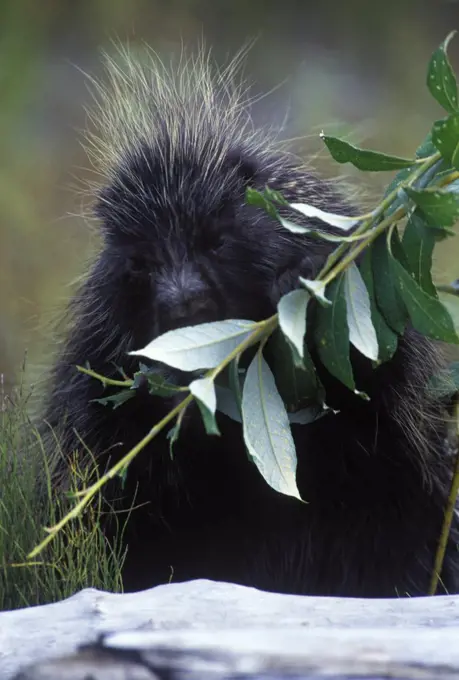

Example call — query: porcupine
[42,45,459,597]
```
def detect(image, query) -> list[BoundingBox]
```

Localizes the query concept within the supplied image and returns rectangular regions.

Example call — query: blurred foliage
[1,0,459,390]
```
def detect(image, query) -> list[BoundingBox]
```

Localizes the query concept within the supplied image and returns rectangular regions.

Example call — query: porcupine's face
[94,145,331,353]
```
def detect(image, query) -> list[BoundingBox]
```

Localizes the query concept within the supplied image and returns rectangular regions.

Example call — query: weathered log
[5,580,459,680]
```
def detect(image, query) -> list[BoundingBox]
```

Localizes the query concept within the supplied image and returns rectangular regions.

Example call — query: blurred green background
[1,0,459,391]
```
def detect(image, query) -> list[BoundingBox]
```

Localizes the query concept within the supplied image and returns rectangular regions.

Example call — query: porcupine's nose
[168,292,218,329]
[156,262,218,332]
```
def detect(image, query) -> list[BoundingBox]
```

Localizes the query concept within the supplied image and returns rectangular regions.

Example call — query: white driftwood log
[4,579,459,679]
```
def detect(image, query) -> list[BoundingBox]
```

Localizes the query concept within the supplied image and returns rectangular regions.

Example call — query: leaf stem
[207,315,278,382]
[429,397,459,595]
[318,152,441,281]
[31,149,459,560]
[29,315,278,559]
[76,365,133,389]
[319,154,459,289]
[321,208,405,286]
[28,391,194,559]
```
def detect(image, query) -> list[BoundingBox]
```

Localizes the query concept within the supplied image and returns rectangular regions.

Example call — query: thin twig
[429,397,459,595]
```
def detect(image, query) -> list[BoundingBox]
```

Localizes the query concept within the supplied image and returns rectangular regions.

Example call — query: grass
[0,367,126,611]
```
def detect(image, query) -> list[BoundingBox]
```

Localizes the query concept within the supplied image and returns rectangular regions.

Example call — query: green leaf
[269,329,318,412]
[384,165,415,200]
[245,187,279,219]
[371,234,408,334]
[416,132,438,159]
[384,133,439,201]
[241,349,300,500]
[432,114,459,168]
[189,377,220,436]
[343,263,379,361]
[91,390,136,409]
[130,320,258,371]
[320,133,416,171]
[391,258,459,344]
[286,202,359,231]
[416,159,450,191]
[404,186,459,227]
[278,289,310,365]
[427,31,458,114]
[262,186,290,206]
[313,274,356,392]
[390,226,412,271]
[402,211,439,298]
[359,250,398,363]
[432,172,459,196]
[299,278,331,306]
[132,369,183,397]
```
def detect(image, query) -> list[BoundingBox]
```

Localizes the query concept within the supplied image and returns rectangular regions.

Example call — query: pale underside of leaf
[130,319,258,371]
[242,350,301,500]
[299,278,331,306]
[189,376,220,435]
[289,202,359,231]
[189,376,217,413]
[344,263,379,361]
[277,289,310,360]
[215,385,242,423]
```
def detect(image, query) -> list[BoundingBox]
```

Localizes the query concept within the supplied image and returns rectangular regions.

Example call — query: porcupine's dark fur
[42,45,459,597]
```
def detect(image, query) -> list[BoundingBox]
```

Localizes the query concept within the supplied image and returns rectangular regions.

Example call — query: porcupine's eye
[204,202,235,254]
[126,255,150,279]
[206,228,227,254]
